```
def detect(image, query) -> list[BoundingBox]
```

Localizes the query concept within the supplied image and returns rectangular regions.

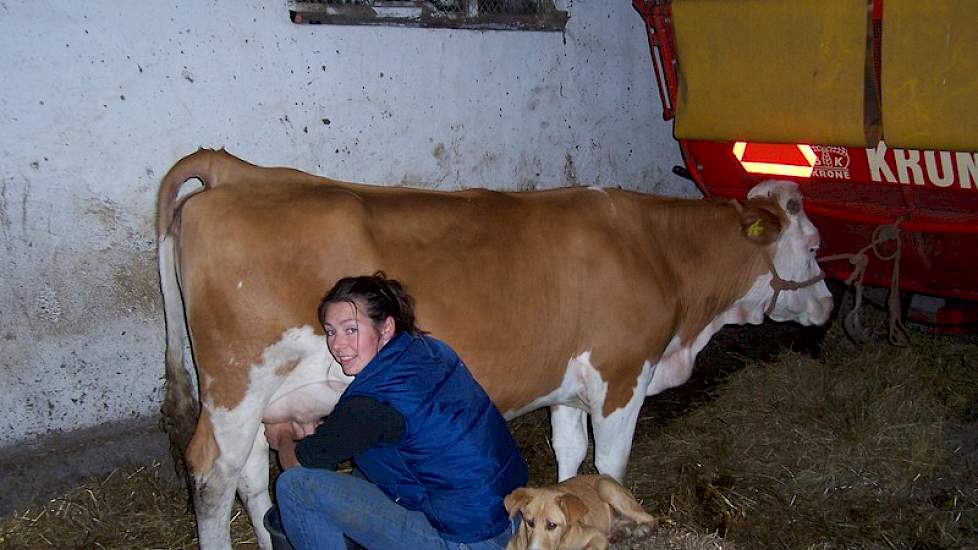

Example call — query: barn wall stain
[0,0,695,448]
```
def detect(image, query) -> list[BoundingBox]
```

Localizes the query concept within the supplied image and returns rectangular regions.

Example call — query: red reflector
[733,142,816,178]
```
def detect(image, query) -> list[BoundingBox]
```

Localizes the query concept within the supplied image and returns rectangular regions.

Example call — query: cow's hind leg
[188,411,237,550]
[237,423,273,550]
[189,408,265,550]
[550,404,589,481]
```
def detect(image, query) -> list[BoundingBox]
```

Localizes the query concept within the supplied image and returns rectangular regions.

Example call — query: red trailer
[633,0,978,331]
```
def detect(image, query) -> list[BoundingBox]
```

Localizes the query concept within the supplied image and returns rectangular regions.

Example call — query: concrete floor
[0,417,174,516]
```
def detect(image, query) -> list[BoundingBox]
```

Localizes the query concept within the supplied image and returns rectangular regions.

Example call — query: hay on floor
[624,325,978,548]
[0,463,256,549]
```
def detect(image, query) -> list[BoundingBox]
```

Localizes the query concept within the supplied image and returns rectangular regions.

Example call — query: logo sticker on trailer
[808,142,978,190]
[812,146,851,180]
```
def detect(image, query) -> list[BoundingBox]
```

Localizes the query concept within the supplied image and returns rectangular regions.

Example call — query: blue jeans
[275,467,515,550]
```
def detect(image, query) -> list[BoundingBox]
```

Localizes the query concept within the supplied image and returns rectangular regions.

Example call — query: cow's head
[741,180,834,326]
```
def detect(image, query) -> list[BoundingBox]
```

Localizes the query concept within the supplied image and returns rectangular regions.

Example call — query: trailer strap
[819,220,910,347]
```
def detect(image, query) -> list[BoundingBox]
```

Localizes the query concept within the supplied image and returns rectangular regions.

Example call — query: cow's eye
[546,521,557,531]
[786,198,801,215]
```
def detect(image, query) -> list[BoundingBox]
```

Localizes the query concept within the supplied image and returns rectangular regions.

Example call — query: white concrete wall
[0,0,695,447]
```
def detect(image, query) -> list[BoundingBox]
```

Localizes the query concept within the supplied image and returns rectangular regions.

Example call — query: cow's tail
[156,149,232,477]
[158,228,197,480]
[156,147,236,237]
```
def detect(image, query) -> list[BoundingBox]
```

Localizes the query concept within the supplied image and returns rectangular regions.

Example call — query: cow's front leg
[237,423,274,550]
[590,404,641,482]
[550,404,589,481]
[189,407,264,550]
[590,361,654,481]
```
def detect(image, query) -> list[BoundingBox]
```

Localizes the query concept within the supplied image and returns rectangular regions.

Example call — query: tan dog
[504,475,657,550]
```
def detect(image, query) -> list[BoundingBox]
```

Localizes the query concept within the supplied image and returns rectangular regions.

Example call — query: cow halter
[762,250,825,316]
[728,197,825,316]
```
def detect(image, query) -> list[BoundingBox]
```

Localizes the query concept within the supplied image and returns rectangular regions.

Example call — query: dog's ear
[504,488,532,519]
[557,493,588,525]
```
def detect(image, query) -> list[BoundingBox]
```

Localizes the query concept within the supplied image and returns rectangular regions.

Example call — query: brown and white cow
[156,149,832,549]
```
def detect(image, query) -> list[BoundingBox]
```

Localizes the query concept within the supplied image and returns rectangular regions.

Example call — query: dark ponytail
[318,271,424,335]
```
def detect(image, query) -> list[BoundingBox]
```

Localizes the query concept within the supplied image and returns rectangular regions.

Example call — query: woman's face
[323,300,393,376]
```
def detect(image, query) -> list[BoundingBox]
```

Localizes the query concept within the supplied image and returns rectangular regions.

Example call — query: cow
[156,149,832,549]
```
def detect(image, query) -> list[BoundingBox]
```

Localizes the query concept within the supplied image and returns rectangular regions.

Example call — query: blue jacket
[339,332,528,543]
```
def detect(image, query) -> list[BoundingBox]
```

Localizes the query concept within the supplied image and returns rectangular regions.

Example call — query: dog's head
[504,487,589,550]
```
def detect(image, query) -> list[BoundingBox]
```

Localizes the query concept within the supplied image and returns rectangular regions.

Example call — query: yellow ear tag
[746,219,765,239]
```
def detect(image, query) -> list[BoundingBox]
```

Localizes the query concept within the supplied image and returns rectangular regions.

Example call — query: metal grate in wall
[289,0,568,31]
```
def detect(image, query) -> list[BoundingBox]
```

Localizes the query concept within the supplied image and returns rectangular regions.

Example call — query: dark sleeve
[294,395,405,471]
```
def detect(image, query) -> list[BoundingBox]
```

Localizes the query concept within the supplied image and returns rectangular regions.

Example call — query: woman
[269,272,528,550]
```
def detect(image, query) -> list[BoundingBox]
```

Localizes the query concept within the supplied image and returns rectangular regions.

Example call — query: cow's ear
[557,493,588,525]
[505,488,532,519]
[736,201,783,246]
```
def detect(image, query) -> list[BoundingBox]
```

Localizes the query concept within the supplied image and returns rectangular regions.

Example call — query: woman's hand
[265,421,319,469]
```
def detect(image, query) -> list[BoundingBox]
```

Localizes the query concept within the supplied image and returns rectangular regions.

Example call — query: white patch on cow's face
[748,180,834,326]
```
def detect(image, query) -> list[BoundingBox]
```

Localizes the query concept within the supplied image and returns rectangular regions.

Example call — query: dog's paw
[609,522,637,543]
[628,519,656,541]
[608,528,629,544]
[611,519,657,542]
